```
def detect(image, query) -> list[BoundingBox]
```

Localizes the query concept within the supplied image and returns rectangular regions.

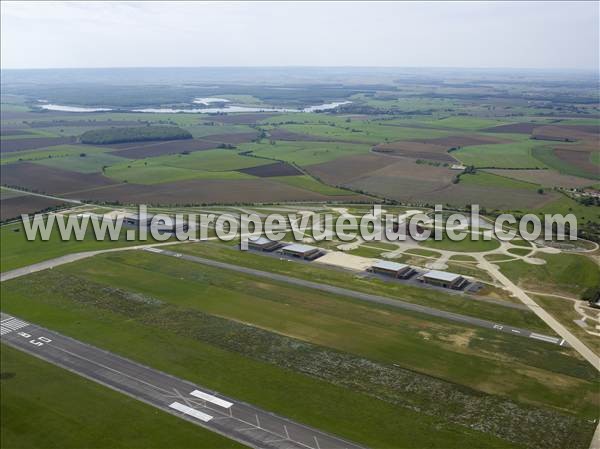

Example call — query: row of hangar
[247,237,469,290]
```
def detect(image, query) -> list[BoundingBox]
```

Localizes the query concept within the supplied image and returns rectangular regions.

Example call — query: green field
[431,116,510,131]
[268,175,353,195]
[534,194,600,223]
[460,172,540,190]
[0,344,245,449]
[507,247,533,256]
[532,295,600,354]
[420,233,501,252]
[1,251,597,449]
[175,243,547,331]
[0,144,111,165]
[35,152,127,173]
[241,141,370,166]
[186,123,255,138]
[279,122,454,144]
[404,248,442,258]
[0,264,526,449]
[103,150,268,184]
[498,252,600,296]
[454,138,549,169]
[532,146,599,180]
[0,220,170,272]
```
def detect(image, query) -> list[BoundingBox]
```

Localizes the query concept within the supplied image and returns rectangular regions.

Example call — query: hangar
[247,237,282,252]
[122,212,153,228]
[280,243,323,260]
[420,270,467,289]
[370,260,415,279]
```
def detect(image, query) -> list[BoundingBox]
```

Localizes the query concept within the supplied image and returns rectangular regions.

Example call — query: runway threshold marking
[529,332,560,344]
[191,390,233,408]
[144,247,164,254]
[169,402,213,422]
[0,318,29,336]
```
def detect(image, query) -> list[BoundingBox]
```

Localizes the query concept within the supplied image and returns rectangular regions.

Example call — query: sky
[1,1,598,70]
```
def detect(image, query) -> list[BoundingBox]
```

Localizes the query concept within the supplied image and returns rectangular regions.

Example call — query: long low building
[247,237,282,252]
[420,270,467,289]
[370,260,415,279]
[280,243,322,260]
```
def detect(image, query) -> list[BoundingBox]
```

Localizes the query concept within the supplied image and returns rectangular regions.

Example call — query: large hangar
[370,260,415,279]
[280,243,323,260]
[420,270,467,289]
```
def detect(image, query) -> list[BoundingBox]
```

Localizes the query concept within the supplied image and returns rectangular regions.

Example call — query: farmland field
[1,62,599,449]
[484,169,595,188]
[0,136,75,153]
[0,192,67,221]
[532,146,599,179]
[453,138,550,169]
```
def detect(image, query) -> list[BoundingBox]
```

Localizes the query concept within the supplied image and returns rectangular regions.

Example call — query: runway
[145,247,567,347]
[0,313,365,449]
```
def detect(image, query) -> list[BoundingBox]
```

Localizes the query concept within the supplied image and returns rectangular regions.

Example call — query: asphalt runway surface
[146,247,567,347]
[0,313,365,449]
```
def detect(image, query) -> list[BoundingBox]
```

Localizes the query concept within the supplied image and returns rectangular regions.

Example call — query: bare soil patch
[415,183,560,210]
[532,125,598,142]
[305,153,393,185]
[482,123,539,134]
[107,139,218,158]
[0,195,66,221]
[372,141,456,163]
[557,124,600,134]
[553,149,598,177]
[0,137,76,153]
[107,133,258,159]
[0,130,34,137]
[237,161,302,177]
[415,134,509,148]
[1,162,116,194]
[345,158,455,201]
[62,178,366,204]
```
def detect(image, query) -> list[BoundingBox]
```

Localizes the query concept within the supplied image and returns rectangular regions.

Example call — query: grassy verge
[0,269,524,449]
[531,295,600,356]
[420,233,500,252]
[0,220,173,272]
[176,243,544,331]
[0,344,245,449]
[497,253,600,296]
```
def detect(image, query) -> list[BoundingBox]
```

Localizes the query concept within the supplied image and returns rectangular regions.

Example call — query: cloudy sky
[1,1,598,70]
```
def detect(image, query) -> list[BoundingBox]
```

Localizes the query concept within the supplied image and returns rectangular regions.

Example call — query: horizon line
[1,65,598,73]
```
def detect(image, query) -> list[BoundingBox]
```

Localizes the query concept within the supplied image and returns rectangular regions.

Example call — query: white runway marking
[529,332,560,344]
[0,318,29,336]
[190,390,233,408]
[169,401,213,422]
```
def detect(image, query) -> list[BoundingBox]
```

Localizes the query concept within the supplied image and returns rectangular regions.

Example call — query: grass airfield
[1,78,599,449]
